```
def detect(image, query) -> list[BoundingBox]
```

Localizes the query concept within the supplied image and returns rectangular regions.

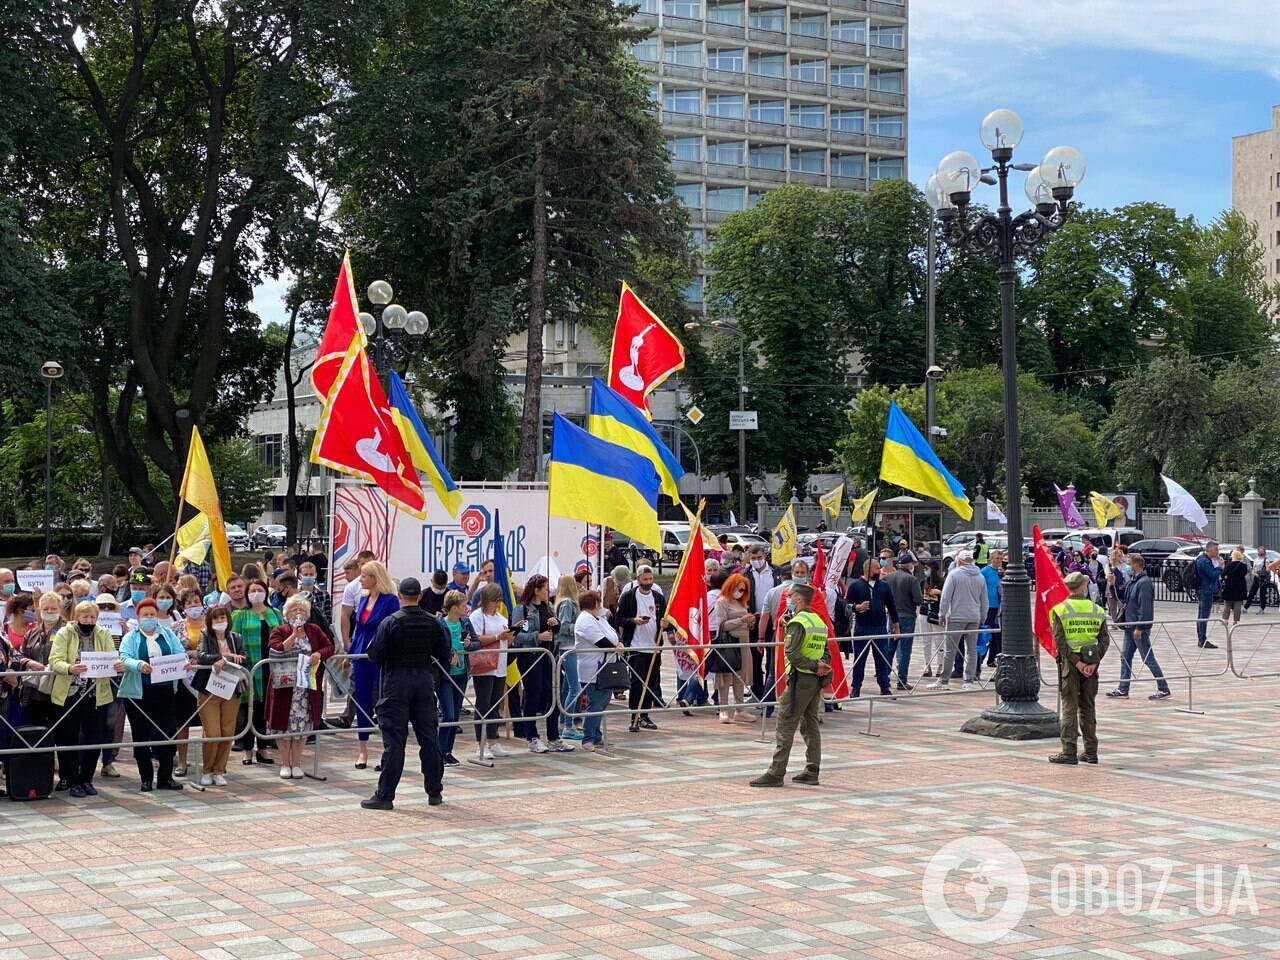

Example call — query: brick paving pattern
[0,604,1276,959]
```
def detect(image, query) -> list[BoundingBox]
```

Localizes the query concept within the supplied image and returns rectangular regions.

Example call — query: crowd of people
[0,528,1253,800]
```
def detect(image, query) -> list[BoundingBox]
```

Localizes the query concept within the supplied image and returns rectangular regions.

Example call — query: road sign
[729,410,758,431]
[685,405,704,425]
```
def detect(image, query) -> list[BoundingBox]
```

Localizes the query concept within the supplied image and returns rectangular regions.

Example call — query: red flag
[607,282,686,419]
[310,345,427,518]
[1032,525,1067,656]
[313,252,367,401]
[773,575,848,699]
[666,517,709,675]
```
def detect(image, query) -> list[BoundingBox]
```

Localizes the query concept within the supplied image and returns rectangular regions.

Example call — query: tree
[7,1,380,529]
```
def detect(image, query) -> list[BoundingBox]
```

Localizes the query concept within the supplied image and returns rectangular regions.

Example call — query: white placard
[296,653,317,690]
[728,410,759,430]
[149,652,189,683]
[97,610,123,637]
[79,651,119,679]
[16,570,54,593]
[205,669,240,701]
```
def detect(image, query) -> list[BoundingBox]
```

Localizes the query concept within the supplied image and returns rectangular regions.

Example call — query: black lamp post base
[961,701,1060,740]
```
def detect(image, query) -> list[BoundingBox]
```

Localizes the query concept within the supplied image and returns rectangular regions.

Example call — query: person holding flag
[750,584,831,788]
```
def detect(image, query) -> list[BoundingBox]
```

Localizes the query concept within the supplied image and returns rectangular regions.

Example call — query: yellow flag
[505,660,522,688]
[770,504,797,566]
[177,426,233,589]
[176,513,211,565]
[850,488,878,524]
[818,483,844,520]
[681,500,721,552]
[1088,491,1123,529]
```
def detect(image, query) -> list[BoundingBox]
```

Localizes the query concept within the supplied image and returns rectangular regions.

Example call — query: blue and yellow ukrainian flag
[490,509,522,686]
[386,371,462,517]
[588,377,684,501]
[879,401,973,521]
[548,414,662,550]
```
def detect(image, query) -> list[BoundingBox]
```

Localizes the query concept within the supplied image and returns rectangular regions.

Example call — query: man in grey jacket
[1107,554,1171,700]
[886,554,923,690]
[929,550,988,689]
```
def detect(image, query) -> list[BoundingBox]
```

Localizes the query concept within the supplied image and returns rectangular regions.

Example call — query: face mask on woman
[76,621,95,635]
[40,610,60,625]
[184,605,205,620]
[1,583,14,597]
[212,621,228,634]
[248,590,266,605]
[157,598,174,612]
[292,615,307,628]
[139,617,158,633]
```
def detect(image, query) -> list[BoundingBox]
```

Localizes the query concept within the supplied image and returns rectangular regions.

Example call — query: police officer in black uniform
[360,577,452,811]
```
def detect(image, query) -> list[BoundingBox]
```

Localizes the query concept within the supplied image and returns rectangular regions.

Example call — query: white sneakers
[488,742,508,758]
[962,681,979,691]
[550,740,575,752]
[927,680,949,690]
[279,767,291,780]
[199,773,214,786]
[529,737,550,754]
[291,767,305,779]
[212,774,227,787]
[719,711,732,723]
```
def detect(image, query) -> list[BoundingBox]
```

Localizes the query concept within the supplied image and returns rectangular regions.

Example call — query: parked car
[941,532,1007,569]
[1041,526,1145,552]
[1124,536,1212,575]
[252,523,288,549]
[225,523,251,551]
[1160,544,1280,600]
[797,532,842,556]
[658,523,691,563]
[710,528,771,557]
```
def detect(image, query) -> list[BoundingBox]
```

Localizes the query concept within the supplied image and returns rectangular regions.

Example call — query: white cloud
[910,0,1280,80]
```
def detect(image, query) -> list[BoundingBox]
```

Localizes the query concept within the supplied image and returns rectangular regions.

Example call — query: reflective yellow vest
[787,610,828,674]
[1051,596,1105,652]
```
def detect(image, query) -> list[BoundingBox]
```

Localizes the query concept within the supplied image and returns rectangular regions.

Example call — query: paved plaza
[1,602,1277,960]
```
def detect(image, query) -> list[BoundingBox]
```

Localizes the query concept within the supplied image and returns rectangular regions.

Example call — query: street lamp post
[932,109,1085,740]
[40,361,64,556]
[685,320,748,521]
[922,179,942,450]
[359,280,430,391]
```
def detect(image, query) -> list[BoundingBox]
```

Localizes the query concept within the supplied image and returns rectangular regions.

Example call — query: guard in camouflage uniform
[1049,570,1110,765]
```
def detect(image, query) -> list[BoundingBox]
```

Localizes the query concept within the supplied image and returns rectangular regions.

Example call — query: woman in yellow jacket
[48,600,121,798]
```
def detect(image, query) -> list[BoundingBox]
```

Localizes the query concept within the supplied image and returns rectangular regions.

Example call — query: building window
[648,83,659,103]
[707,186,744,212]
[675,182,703,209]
[791,58,826,82]
[870,157,904,180]
[689,228,704,249]
[707,94,745,118]
[869,24,904,49]
[706,0,744,25]
[682,275,705,304]
[707,47,744,72]
[870,113,904,138]
[750,53,785,77]
[871,69,904,92]
[749,143,786,170]
[633,0,658,11]
[831,109,866,132]
[790,102,825,129]
[631,37,658,61]
[667,136,702,162]
[832,19,867,43]
[664,0,701,19]
[832,153,866,178]
[790,148,825,173]
[664,88,701,114]
[790,14,825,37]
[748,189,770,208]
[254,434,284,476]
[750,99,785,124]
[749,7,784,31]
[708,140,745,165]
[831,64,866,88]
[664,41,702,66]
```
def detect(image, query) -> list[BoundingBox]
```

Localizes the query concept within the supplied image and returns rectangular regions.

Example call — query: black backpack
[1182,560,1201,593]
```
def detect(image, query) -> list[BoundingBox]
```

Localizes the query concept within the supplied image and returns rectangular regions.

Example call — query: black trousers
[236,697,275,753]
[55,693,107,786]
[472,675,504,743]
[124,683,178,785]
[749,643,766,702]
[850,635,892,695]
[627,650,662,717]
[375,667,443,801]
[512,651,556,742]
[1246,575,1270,611]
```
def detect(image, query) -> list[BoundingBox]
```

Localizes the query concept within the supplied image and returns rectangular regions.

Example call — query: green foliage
[207,438,275,523]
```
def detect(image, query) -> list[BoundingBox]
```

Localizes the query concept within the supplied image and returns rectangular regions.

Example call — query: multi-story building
[1233,105,1280,290]
[631,0,909,306]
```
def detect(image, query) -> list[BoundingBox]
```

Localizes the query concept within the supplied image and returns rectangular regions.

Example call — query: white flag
[1161,474,1208,531]
[986,498,1008,525]
[729,510,738,527]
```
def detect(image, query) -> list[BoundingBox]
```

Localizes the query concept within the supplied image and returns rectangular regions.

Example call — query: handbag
[707,627,742,673]
[469,639,499,675]
[269,658,296,689]
[595,655,630,692]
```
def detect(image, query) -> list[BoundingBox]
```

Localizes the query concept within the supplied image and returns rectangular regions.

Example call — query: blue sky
[909,0,1280,224]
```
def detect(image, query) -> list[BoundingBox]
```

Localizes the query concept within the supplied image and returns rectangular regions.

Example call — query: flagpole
[169,426,195,568]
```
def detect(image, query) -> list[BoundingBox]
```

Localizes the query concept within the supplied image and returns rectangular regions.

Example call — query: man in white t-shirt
[616,566,668,732]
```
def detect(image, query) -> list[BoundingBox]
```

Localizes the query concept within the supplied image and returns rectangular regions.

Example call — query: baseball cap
[398,577,422,597]
[128,546,143,557]
[956,549,972,563]
[130,570,152,586]
[898,551,917,564]
[1063,571,1090,589]
[452,561,471,575]
[1078,643,1102,665]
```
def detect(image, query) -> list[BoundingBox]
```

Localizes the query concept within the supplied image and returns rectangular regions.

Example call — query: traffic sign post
[728,411,758,431]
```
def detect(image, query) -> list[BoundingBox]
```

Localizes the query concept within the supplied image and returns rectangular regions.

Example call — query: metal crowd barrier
[1224,619,1280,680]
[1102,616,1233,715]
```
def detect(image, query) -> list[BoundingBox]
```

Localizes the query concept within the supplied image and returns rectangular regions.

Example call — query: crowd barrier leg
[858,698,879,739]
[1177,677,1204,717]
